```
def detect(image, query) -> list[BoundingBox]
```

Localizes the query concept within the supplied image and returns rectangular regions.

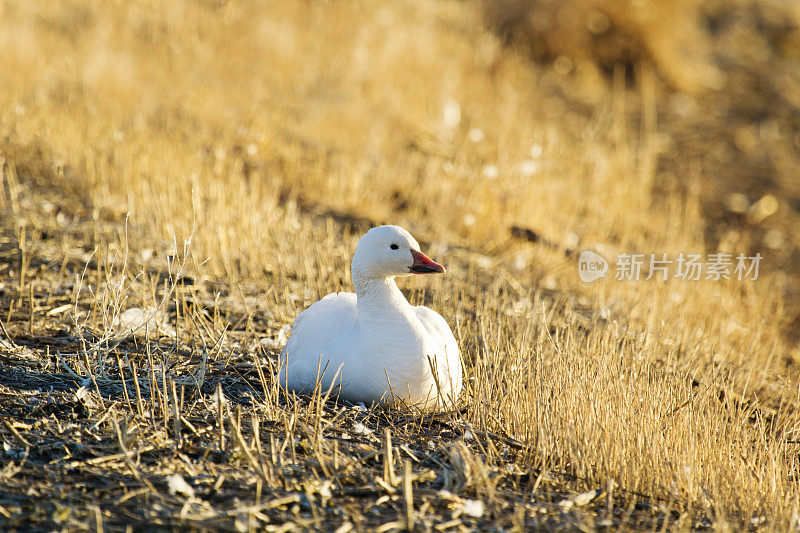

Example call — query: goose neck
[354,276,410,318]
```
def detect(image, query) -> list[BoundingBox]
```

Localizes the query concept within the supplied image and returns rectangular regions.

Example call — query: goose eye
[390,243,399,250]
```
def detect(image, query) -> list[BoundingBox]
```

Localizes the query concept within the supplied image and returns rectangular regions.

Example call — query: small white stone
[262,324,292,350]
[115,307,165,338]
[167,474,195,498]
[352,422,373,435]
[211,388,228,410]
[460,499,484,518]
[260,337,277,350]
[573,489,599,507]
[482,165,499,179]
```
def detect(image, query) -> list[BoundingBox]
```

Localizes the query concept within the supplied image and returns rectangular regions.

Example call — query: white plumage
[278,225,462,409]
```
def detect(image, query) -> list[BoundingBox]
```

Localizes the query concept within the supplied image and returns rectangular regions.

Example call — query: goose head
[351,225,444,282]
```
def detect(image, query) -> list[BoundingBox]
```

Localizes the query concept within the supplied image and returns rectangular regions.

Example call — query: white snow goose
[278,225,462,410]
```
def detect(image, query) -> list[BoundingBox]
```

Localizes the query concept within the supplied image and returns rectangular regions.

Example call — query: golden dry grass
[1,0,799,529]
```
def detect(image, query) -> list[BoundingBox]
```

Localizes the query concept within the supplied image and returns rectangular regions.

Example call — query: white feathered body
[278,291,461,408]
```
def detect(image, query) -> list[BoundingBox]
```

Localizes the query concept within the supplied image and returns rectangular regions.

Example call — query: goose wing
[278,292,358,391]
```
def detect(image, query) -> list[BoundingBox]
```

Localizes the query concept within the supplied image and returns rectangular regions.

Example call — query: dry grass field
[1,0,799,530]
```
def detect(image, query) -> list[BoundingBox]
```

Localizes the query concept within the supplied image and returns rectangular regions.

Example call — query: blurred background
[495,0,800,342]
